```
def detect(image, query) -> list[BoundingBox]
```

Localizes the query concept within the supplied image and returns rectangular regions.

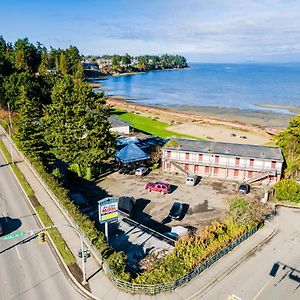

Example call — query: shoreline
[107,96,291,136]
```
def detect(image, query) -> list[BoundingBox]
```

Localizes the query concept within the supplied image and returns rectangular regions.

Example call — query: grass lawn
[113,110,201,139]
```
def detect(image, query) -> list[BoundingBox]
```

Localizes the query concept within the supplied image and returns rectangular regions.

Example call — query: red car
[145,182,171,194]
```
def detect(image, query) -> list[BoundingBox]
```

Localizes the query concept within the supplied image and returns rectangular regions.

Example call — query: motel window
[205,166,209,174]
[166,151,171,158]
[195,165,200,172]
[166,162,171,170]
[248,171,253,178]
[215,155,219,163]
[214,167,219,175]
[185,152,190,160]
[199,154,203,161]
[234,169,239,177]
[250,159,254,167]
[271,161,276,169]
[235,157,240,166]
[184,164,189,171]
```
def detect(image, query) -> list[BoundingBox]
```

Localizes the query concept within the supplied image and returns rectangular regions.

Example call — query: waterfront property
[108,116,131,135]
[162,138,284,184]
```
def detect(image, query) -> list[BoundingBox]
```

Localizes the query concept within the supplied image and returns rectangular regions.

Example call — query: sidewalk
[0,127,278,300]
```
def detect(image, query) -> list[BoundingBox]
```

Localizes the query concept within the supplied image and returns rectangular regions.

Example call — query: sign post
[98,197,119,244]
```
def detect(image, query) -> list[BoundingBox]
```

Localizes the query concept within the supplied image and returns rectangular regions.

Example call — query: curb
[0,134,103,300]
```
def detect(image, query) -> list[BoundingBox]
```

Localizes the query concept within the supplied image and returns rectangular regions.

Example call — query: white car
[135,167,148,176]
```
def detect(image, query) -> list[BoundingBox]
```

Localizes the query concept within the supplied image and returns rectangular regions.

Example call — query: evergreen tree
[44,76,114,179]
[276,115,300,178]
[38,51,49,75]
[15,88,46,158]
[74,60,84,81]
[58,52,67,75]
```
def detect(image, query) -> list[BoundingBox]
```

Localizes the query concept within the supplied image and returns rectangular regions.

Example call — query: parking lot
[72,168,265,268]
[98,170,261,231]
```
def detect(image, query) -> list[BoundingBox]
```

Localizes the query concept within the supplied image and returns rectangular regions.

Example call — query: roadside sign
[98,197,119,224]
[2,231,26,240]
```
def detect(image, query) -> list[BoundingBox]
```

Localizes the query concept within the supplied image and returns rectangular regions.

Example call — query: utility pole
[7,103,14,163]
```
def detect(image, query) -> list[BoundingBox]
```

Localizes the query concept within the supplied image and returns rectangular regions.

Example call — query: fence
[103,225,259,295]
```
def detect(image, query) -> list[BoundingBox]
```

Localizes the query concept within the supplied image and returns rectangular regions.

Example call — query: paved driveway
[199,207,300,300]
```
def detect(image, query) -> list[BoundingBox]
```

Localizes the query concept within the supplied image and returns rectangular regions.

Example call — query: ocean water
[97,63,300,114]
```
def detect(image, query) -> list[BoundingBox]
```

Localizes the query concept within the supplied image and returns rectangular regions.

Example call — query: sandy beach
[107,96,295,145]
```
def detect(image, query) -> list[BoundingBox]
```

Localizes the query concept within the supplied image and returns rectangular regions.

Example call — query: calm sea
[97,63,300,114]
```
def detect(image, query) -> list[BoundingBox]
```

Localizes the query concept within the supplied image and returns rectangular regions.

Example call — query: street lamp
[22,224,88,285]
[7,103,14,163]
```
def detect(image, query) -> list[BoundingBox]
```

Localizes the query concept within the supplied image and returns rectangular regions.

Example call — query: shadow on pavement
[0,216,22,235]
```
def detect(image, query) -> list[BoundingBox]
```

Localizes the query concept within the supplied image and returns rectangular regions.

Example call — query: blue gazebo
[115,143,150,164]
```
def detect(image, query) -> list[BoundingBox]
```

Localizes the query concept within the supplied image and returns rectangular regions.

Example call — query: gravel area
[97,170,263,231]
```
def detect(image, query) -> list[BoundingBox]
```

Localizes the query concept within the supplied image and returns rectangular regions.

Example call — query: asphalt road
[201,207,300,300]
[0,153,84,300]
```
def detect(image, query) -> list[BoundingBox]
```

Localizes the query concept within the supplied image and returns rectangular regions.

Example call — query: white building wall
[109,126,130,135]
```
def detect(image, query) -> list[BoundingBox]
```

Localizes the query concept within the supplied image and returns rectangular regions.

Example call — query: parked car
[119,196,136,217]
[169,201,184,220]
[119,166,135,175]
[239,183,250,194]
[135,167,148,176]
[164,231,179,240]
[145,182,171,194]
[185,174,198,186]
[124,168,135,175]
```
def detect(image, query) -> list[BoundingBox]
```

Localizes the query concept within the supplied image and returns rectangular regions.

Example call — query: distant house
[109,116,131,135]
[82,62,99,70]
[162,138,284,184]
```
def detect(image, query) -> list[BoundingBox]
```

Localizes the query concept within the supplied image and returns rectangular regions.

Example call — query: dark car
[145,182,171,194]
[239,183,250,194]
[169,201,184,220]
[119,196,136,217]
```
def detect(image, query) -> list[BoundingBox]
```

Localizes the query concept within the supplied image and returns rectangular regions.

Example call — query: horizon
[2,0,300,63]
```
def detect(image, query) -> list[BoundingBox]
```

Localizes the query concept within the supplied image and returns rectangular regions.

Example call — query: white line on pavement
[252,277,273,300]
[3,211,8,222]
[15,246,21,261]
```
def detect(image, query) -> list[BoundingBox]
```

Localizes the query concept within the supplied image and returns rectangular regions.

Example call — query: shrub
[274,179,300,203]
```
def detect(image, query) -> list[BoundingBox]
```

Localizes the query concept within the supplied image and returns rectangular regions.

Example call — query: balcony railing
[163,156,279,174]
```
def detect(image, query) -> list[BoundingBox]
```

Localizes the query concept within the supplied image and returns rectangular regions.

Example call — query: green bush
[274,179,300,203]
[134,218,253,284]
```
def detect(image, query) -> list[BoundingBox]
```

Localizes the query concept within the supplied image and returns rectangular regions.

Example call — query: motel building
[162,139,284,184]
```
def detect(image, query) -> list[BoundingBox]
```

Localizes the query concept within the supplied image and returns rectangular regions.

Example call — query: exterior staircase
[165,158,189,175]
[245,170,276,184]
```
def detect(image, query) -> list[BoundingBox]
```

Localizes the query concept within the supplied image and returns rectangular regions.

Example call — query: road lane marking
[252,277,273,300]
[3,211,8,222]
[15,246,21,260]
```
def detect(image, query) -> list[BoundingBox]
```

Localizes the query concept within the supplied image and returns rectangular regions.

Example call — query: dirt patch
[68,263,91,291]
[28,195,40,207]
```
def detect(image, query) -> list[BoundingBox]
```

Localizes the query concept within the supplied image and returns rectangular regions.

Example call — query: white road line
[3,211,8,222]
[252,277,273,300]
[15,246,21,261]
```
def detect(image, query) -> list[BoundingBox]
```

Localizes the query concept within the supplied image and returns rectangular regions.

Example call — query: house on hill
[162,138,284,184]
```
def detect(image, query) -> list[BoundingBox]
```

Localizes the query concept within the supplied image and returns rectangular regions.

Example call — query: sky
[1,0,300,62]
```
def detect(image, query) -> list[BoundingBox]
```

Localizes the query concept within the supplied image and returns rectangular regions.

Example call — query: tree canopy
[44,76,114,179]
[276,114,300,178]
[0,36,114,180]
